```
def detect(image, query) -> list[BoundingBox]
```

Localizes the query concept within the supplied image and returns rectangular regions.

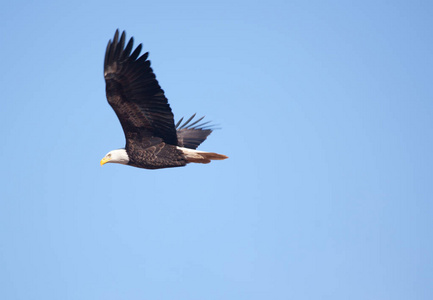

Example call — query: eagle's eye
[107,153,112,158]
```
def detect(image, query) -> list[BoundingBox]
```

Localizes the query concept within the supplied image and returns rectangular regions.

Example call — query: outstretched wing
[176,114,213,149]
[104,30,178,146]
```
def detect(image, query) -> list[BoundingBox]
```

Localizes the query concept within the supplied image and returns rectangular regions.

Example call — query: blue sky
[1,0,432,299]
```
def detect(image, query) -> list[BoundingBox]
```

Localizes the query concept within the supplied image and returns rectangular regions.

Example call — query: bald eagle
[100,30,228,169]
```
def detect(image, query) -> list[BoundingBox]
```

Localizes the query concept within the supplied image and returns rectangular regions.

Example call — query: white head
[100,149,130,166]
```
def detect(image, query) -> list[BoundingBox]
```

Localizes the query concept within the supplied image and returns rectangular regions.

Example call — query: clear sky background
[1,1,432,299]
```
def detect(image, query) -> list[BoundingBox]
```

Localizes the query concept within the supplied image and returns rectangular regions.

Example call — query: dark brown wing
[175,114,213,149]
[104,30,178,146]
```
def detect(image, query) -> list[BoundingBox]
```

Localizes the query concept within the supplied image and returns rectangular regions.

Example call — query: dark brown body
[126,139,187,169]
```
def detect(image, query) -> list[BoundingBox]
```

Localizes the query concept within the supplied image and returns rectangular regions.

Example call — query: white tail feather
[177,147,228,164]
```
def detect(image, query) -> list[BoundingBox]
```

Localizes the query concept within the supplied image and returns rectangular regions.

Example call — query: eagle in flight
[100,30,228,169]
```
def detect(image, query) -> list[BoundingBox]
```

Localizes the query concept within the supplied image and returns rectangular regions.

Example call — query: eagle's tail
[177,147,228,164]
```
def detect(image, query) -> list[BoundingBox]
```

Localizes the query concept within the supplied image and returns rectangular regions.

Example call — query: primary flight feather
[100,30,228,169]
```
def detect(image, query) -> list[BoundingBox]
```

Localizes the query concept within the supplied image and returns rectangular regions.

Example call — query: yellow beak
[100,157,111,166]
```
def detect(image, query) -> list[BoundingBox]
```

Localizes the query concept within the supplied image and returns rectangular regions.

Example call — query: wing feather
[104,30,178,145]
[176,114,213,149]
